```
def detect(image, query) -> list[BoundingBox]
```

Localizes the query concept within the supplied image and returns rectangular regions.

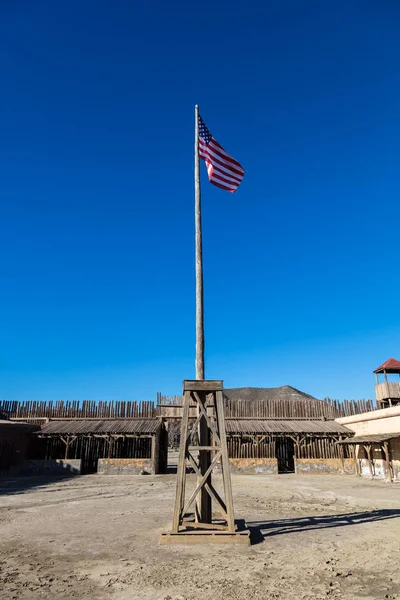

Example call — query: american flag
[198,115,244,193]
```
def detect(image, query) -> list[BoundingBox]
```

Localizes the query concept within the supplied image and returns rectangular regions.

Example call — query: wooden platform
[160,530,251,545]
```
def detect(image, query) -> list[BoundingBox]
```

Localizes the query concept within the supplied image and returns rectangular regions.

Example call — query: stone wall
[358,458,387,479]
[97,458,153,474]
[227,458,278,474]
[295,458,356,475]
[15,459,81,475]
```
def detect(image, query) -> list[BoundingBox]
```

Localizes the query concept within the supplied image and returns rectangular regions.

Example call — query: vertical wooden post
[152,431,161,475]
[172,390,191,533]
[107,436,113,458]
[365,445,374,479]
[215,389,235,533]
[295,436,300,474]
[194,104,204,380]
[339,436,345,472]
[383,370,392,406]
[65,436,69,460]
[197,393,212,523]
[353,444,360,477]
[383,441,393,483]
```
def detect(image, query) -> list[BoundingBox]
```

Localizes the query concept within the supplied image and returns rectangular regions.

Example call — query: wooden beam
[187,452,228,520]
[160,531,250,545]
[383,441,393,483]
[183,380,223,392]
[182,451,222,517]
[216,390,235,533]
[181,521,229,531]
[172,389,191,533]
[364,444,374,479]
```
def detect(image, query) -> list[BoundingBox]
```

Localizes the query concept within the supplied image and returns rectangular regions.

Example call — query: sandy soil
[1,471,400,600]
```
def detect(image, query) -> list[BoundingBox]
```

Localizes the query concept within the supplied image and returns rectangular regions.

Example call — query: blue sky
[1,1,400,401]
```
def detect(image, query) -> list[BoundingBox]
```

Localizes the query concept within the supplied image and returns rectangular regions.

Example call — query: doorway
[0,439,14,472]
[276,437,295,473]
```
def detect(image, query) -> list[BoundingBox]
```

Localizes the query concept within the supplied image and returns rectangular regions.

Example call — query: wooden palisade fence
[157,394,375,419]
[0,396,375,422]
[0,400,157,420]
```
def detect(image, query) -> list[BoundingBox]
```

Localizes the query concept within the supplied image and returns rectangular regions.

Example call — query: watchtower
[374,358,400,408]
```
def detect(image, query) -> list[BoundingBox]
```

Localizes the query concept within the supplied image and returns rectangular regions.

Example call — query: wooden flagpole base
[160,531,250,545]
[160,379,251,546]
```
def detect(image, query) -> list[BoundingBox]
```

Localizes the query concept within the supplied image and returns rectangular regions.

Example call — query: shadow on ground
[246,509,400,544]
[0,474,79,496]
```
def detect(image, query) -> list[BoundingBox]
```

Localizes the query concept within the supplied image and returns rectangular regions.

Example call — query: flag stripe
[211,169,243,188]
[209,179,237,192]
[200,142,244,178]
[205,161,244,191]
[210,139,244,171]
[200,149,243,183]
[206,162,243,186]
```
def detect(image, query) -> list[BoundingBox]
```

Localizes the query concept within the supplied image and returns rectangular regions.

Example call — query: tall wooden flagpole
[160,106,250,544]
[195,104,205,380]
[195,104,210,522]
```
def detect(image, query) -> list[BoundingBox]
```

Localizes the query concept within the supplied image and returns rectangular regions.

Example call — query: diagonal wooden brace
[182,450,221,517]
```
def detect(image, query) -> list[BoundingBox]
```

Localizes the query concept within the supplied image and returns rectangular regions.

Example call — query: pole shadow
[246,509,400,545]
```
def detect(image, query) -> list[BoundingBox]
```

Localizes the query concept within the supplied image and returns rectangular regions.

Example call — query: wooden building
[225,418,352,474]
[0,401,167,476]
[336,405,400,482]
[31,418,168,474]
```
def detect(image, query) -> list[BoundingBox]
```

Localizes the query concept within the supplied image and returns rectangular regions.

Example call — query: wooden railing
[375,382,400,402]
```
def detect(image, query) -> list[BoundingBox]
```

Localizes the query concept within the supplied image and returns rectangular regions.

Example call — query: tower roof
[373,358,400,374]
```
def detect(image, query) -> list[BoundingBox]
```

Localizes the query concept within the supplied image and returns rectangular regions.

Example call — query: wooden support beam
[172,388,190,534]
[183,380,223,392]
[383,441,393,483]
[59,436,77,459]
[364,444,374,479]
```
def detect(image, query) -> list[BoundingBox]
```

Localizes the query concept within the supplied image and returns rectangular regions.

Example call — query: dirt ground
[1,470,400,600]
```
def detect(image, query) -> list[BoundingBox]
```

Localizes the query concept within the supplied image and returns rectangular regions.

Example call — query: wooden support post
[339,436,345,472]
[383,441,393,483]
[294,435,301,473]
[107,436,113,458]
[60,436,71,460]
[172,387,191,534]
[151,432,162,475]
[196,393,211,523]
[354,444,360,477]
[364,445,374,479]
[215,389,235,533]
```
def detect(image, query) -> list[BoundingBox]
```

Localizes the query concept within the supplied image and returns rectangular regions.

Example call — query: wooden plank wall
[227,436,276,459]
[227,436,354,460]
[28,436,152,461]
